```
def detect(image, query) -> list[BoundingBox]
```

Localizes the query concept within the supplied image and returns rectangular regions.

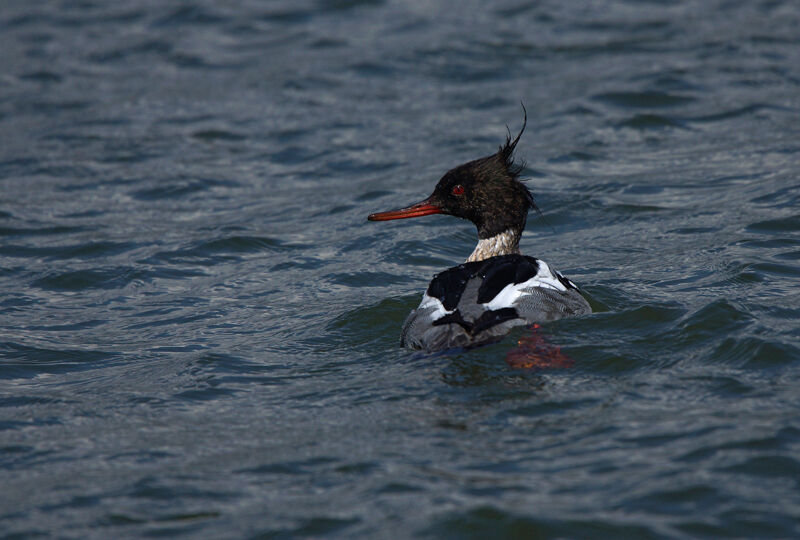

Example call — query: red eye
[451,184,465,196]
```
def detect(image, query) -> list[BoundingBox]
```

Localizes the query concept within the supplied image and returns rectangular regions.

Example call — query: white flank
[481,260,568,310]
[482,281,526,310]
[529,261,568,292]
[418,293,453,321]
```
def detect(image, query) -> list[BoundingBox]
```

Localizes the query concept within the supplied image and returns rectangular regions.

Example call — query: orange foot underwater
[505,324,575,370]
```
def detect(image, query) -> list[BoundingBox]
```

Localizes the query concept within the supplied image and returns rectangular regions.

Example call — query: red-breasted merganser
[368,109,591,351]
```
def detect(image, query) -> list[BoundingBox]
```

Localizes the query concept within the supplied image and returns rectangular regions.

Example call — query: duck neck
[465,228,521,262]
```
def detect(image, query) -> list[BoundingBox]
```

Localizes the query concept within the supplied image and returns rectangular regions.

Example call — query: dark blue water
[2,0,800,537]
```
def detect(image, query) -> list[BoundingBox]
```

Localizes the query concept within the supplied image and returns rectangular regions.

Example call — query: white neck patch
[465,229,520,262]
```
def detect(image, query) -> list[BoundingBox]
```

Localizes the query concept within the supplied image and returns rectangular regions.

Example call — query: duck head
[368,106,535,241]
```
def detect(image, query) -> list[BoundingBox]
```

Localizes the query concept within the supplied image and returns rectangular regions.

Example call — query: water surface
[1,0,799,537]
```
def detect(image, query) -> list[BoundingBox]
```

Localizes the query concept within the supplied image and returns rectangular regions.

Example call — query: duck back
[401,254,590,351]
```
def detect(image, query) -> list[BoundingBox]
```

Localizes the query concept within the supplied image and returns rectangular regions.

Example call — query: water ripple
[1,0,799,537]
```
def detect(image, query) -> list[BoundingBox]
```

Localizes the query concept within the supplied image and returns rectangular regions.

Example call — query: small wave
[594,90,695,108]
[190,129,246,142]
[672,299,752,345]
[0,225,85,238]
[722,454,800,479]
[421,506,657,539]
[195,235,287,255]
[0,240,138,260]
[257,517,360,538]
[747,214,800,234]
[19,70,62,83]
[150,5,228,28]
[684,103,785,124]
[617,113,688,130]
[32,266,143,291]
[0,341,118,379]
[710,337,799,369]
[88,39,172,64]
[130,178,240,201]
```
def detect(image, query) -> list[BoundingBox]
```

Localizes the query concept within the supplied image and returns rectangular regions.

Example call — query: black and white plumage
[368,107,591,351]
[400,254,589,350]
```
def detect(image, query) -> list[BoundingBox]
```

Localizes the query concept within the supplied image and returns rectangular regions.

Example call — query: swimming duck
[368,109,591,351]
